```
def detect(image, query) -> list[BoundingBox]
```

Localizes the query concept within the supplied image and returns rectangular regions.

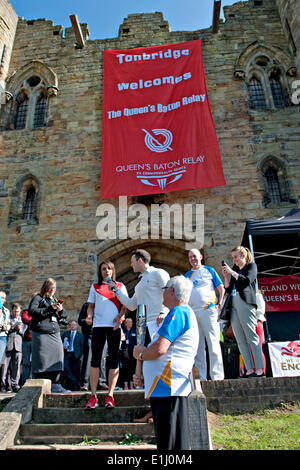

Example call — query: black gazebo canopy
[242,209,300,277]
[241,209,300,341]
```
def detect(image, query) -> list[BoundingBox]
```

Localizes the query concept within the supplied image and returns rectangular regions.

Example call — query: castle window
[269,70,290,108]
[264,167,281,204]
[33,93,48,128]
[248,77,267,109]
[15,94,28,129]
[235,44,293,111]
[2,61,58,131]
[8,175,40,226]
[28,75,41,87]
[22,186,36,220]
[259,157,296,208]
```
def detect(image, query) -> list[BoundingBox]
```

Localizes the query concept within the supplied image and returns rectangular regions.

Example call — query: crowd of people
[0,284,138,394]
[0,245,267,450]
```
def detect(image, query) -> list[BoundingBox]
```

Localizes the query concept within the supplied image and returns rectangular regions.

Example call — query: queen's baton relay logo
[143,128,173,152]
[138,128,186,190]
[281,341,300,358]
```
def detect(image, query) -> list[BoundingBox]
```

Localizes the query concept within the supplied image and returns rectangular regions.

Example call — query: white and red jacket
[87,282,128,328]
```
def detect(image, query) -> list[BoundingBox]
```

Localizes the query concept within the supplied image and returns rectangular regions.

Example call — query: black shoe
[12,386,20,393]
[0,387,7,393]
[246,372,266,378]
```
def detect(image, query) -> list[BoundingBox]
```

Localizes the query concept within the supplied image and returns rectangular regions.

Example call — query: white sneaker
[51,384,71,393]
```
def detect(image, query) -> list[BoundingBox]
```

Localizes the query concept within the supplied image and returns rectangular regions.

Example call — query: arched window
[8,175,40,226]
[248,77,267,109]
[264,166,281,204]
[33,93,48,128]
[234,43,294,110]
[15,94,28,129]
[22,186,36,220]
[2,61,58,131]
[259,157,296,208]
[269,70,290,108]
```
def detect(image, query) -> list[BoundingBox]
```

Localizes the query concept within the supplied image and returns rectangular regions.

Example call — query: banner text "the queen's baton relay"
[101,39,226,199]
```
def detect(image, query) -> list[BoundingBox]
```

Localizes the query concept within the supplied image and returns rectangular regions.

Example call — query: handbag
[121,346,130,360]
[218,293,232,322]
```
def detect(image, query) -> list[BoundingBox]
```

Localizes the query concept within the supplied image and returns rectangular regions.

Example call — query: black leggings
[91,327,121,370]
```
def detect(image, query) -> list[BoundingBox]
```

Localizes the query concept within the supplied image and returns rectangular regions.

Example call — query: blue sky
[10,0,242,40]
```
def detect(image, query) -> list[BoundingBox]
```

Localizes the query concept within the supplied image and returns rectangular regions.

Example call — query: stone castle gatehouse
[0,0,299,318]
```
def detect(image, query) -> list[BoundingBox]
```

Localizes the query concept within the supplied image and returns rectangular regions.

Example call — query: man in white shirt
[185,248,225,381]
[115,249,170,330]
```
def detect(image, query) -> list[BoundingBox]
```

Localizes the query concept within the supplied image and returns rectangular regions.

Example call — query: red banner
[258,275,300,312]
[101,39,225,199]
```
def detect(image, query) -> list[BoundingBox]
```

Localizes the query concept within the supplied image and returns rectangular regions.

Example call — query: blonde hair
[231,246,252,263]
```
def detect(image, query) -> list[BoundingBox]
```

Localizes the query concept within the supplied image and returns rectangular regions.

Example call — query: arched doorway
[97,239,191,296]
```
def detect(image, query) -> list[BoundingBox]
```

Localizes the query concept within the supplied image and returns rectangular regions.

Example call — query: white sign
[268,341,300,377]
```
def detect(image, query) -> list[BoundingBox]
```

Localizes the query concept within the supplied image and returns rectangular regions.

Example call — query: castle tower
[0,0,18,96]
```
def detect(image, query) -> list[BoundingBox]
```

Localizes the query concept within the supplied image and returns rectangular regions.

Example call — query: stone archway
[97,238,191,296]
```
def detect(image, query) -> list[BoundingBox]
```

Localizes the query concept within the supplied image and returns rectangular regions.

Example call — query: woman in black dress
[29,278,69,392]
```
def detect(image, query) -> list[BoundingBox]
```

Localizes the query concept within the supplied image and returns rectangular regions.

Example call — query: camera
[58,318,68,326]
[221,260,226,266]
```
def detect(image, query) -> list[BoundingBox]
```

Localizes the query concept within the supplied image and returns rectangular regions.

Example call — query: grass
[208,402,300,450]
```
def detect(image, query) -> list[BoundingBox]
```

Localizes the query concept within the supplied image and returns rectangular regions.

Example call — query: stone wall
[201,376,300,413]
[0,0,299,320]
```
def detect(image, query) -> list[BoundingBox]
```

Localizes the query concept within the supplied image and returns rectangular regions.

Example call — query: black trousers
[150,396,190,451]
[63,351,81,390]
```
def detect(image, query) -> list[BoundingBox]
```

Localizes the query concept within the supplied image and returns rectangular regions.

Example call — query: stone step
[32,406,151,423]
[8,443,157,450]
[18,422,155,445]
[43,390,147,408]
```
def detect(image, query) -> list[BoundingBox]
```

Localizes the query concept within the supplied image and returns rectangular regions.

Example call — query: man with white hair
[133,275,198,450]
[185,249,224,381]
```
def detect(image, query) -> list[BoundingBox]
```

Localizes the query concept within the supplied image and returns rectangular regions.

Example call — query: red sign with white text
[101,39,226,199]
[258,275,300,312]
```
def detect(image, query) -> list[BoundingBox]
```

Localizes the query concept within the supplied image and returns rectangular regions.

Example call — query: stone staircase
[5,376,298,451]
[14,391,155,448]
[8,390,156,450]
[1,378,212,451]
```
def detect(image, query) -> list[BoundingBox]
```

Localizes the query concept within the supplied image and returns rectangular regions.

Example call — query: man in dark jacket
[78,302,92,391]
[62,320,84,391]
[1,303,23,392]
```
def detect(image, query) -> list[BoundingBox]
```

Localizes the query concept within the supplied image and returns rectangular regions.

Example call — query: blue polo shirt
[143,305,198,398]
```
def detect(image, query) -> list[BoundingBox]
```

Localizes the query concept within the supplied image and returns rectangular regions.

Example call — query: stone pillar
[188,390,212,450]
